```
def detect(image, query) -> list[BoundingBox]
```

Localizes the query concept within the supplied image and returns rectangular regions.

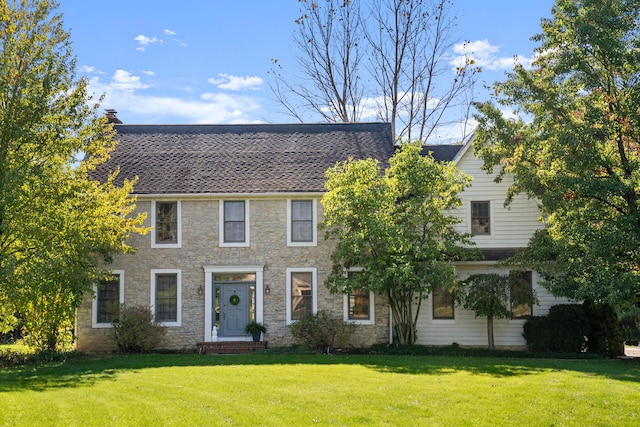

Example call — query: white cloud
[142,70,155,76]
[451,38,534,71]
[111,70,149,91]
[85,69,263,124]
[163,29,176,36]
[208,73,263,91]
[134,34,162,51]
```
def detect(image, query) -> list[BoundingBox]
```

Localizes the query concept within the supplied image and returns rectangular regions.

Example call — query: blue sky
[59,0,555,140]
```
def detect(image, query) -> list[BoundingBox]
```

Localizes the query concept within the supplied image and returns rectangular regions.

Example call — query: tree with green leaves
[321,142,472,344]
[0,0,148,350]
[454,272,537,350]
[473,0,640,310]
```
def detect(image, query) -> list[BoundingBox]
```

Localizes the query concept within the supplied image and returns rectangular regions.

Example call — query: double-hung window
[152,201,181,248]
[287,199,317,246]
[286,268,317,323]
[343,270,375,324]
[471,201,490,235]
[510,271,533,318]
[151,270,182,326]
[432,283,454,319]
[92,271,124,328]
[220,200,250,247]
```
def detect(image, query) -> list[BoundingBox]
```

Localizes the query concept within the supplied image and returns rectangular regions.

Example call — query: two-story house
[75,121,567,352]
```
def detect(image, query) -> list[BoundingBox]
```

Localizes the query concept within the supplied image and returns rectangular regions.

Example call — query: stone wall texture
[75,197,390,352]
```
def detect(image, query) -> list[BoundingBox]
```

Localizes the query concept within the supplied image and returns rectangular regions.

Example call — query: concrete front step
[197,341,268,354]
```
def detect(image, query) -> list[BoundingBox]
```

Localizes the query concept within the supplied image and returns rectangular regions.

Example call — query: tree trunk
[487,315,495,350]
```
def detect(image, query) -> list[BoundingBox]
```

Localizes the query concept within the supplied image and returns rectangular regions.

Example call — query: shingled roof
[421,144,464,162]
[92,122,395,195]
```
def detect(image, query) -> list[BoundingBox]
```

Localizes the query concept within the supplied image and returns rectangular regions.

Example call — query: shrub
[522,316,551,352]
[289,310,355,353]
[523,304,589,353]
[112,306,166,353]
[619,308,640,346]
[583,300,624,358]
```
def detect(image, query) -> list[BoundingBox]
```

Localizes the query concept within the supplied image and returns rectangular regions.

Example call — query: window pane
[291,272,313,320]
[156,202,177,243]
[471,201,490,235]
[292,200,312,220]
[511,271,532,318]
[97,276,120,323]
[292,221,312,242]
[433,284,454,319]
[224,201,245,221]
[224,221,245,242]
[156,274,177,322]
[224,201,245,242]
[349,288,370,320]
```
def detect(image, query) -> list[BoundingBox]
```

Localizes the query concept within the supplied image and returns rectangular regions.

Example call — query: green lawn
[1,352,639,426]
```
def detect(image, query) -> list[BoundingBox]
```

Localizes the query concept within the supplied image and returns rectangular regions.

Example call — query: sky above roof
[59,0,555,142]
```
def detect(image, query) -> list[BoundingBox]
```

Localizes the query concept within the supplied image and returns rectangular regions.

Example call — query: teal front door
[220,284,250,337]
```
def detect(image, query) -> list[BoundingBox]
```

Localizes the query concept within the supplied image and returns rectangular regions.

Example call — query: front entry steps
[197,341,268,354]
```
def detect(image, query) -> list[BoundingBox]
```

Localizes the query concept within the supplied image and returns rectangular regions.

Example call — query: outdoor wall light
[197,285,204,297]
[265,284,271,295]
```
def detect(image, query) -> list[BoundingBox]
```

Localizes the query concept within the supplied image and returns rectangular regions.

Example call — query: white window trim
[286,267,318,325]
[469,200,493,237]
[341,268,375,325]
[219,200,251,247]
[92,270,124,328]
[287,199,318,247]
[202,265,264,342]
[150,269,182,327]
[151,200,182,248]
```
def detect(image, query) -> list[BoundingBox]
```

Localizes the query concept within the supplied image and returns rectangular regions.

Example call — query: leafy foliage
[523,305,590,353]
[112,306,166,353]
[0,0,149,351]
[619,306,640,345]
[583,300,625,358]
[321,142,472,344]
[523,302,624,357]
[454,272,537,349]
[473,0,640,310]
[289,310,355,353]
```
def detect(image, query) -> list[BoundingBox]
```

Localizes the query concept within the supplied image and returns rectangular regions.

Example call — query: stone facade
[75,196,390,352]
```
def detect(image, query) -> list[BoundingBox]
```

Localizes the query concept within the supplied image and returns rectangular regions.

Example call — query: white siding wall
[413,144,572,348]
[451,147,545,248]
[415,265,572,348]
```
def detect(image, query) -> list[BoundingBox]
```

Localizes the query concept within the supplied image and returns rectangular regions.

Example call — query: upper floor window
[432,283,454,319]
[92,271,124,328]
[220,200,250,247]
[471,201,490,235]
[152,201,181,248]
[286,268,317,324]
[511,271,533,319]
[342,270,375,324]
[287,199,317,246]
[151,269,182,327]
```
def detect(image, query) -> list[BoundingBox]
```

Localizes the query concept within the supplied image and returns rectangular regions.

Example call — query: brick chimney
[105,109,122,124]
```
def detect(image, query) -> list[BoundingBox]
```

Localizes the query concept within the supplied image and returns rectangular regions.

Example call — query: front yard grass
[1,352,639,426]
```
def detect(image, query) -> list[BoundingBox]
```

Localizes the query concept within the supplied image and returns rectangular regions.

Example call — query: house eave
[133,191,326,200]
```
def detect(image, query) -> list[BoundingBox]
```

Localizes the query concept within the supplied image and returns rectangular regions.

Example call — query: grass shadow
[1,351,639,393]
